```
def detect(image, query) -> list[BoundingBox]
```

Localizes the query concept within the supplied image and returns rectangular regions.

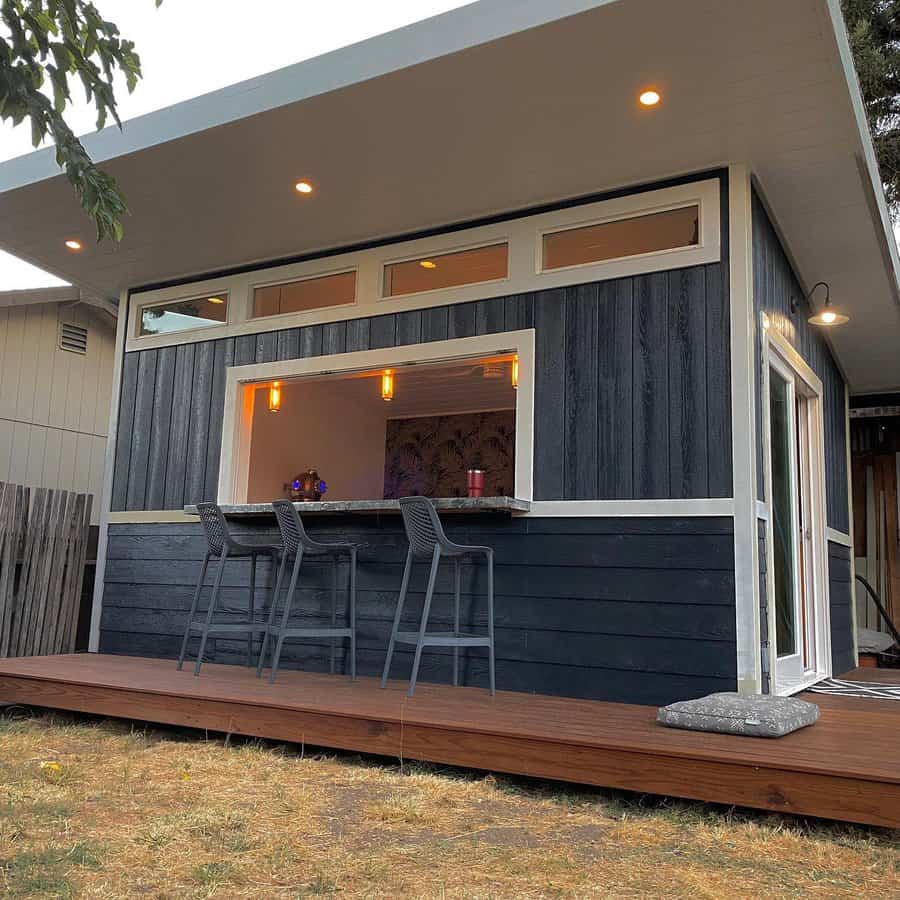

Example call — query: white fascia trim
[526,499,734,517]
[824,0,900,309]
[729,164,762,695]
[87,289,129,652]
[0,1,615,194]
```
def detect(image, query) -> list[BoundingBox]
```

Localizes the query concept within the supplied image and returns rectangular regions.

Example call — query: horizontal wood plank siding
[100,516,737,706]
[828,541,855,674]
[751,191,849,532]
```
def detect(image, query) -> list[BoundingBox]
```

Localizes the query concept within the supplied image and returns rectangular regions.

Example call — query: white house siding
[0,301,114,523]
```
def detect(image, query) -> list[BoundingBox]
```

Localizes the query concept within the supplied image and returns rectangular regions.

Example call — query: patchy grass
[0,708,896,898]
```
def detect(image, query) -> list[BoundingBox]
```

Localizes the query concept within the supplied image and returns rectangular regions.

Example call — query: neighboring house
[0,0,898,704]
[0,286,116,525]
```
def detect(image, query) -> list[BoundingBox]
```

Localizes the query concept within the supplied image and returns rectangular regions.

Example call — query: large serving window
[235,349,523,505]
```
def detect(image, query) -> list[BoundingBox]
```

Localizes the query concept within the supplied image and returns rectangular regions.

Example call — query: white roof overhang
[0,0,898,391]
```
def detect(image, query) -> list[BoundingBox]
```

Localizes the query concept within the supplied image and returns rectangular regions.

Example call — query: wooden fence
[0,483,93,658]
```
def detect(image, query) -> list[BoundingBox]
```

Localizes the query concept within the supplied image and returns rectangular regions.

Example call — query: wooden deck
[0,654,898,829]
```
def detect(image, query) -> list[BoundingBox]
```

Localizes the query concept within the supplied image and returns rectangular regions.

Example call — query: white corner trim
[845,383,859,665]
[729,164,762,695]
[826,527,853,548]
[88,289,129,653]
[124,179,721,352]
[526,499,734,517]
[217,330,537,506]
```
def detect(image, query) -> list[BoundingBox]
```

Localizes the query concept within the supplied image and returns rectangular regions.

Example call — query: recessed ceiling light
[294,181,314,194]
[64,239,82,250]
[639,89,661,107]
[419,260,437,269]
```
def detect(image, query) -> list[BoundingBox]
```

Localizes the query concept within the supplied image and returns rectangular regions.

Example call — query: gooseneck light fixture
[794,281,849,327]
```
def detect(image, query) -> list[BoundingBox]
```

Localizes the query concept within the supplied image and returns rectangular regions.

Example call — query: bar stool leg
[256,550,287,678]
[270,550,303,684]
[247,553,257,667]
[194,548,228,676]
[177,551,210,671]
[408,546,441,698]
[453,557,461,687]
[349,548,357,680]
[486,550,495,697]
[381,549,413,688]
[330,558,338,675]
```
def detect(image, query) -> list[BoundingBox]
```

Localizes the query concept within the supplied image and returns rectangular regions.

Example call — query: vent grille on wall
[59,322,88,354]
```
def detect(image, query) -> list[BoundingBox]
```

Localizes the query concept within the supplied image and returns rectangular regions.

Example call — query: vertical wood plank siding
[100,516,737,706]
[113,269,732,510]
[751,191,849,532]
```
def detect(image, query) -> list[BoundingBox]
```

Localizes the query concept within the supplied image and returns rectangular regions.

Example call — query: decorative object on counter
[286,469,328,502]
[467,468,485,498]
[268,380,282,412]
[384,410,515,499]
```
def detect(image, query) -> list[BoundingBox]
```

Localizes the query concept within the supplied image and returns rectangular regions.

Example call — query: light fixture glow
[64,239,82,250]
[803,281,849,327]
[511,355,519,390]
[207,296,225,305]
[268,381,282,413]
[381,370,394,402]
[639,89,661,107]
[419,260,437,269]
[294,181,314,194]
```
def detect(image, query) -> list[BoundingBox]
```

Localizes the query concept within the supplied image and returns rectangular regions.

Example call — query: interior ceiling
[0,0,899,391]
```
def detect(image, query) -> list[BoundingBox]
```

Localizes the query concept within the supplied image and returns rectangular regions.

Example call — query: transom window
[140,293,227,336]
[383,243,508,298]
[253,270,356,318]
[542,205,700,271]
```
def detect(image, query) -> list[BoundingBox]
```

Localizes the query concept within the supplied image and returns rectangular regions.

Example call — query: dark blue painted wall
[100,515,737,706]
[828,541,856,674]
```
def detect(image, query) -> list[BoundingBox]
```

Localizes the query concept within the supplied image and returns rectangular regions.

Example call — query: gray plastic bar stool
[381,496,495,697]
[177,503,281,675]
[256,500,361,683]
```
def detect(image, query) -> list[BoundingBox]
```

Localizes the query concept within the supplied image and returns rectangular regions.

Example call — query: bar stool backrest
[272,499,311,554]
[196,503,229,555]
[399,496,448,558]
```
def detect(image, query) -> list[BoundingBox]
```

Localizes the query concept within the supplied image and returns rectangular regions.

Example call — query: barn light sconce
[792,281,849,327]
[381,370,394,402]
[268,381,282,412]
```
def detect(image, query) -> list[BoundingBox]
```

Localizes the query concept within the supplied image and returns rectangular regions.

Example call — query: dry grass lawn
[0,707,897,898]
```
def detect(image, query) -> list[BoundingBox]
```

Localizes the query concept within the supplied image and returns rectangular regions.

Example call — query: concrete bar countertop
[184,497,531,517]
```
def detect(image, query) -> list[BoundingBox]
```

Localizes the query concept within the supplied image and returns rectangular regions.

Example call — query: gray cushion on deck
[656,692,820,738]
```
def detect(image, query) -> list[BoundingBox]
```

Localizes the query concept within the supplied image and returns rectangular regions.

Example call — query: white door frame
[761,325,832,694]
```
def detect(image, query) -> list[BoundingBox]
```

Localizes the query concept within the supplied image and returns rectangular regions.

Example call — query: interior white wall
[247,379,387,502]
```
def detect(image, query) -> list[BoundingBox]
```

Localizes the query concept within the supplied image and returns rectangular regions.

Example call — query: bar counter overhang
[185,497,531,518]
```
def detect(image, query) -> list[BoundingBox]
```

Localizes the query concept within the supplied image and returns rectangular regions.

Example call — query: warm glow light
[207,296,225,304]
[268,381,281,412]
[381,370,394,402]
[639,89,661,107]
[511,355,519,390]
[294,181,314,194]
[808,307,849,326]
[419,260,437,269]
[64,239,82,250]
[761,313,771,331]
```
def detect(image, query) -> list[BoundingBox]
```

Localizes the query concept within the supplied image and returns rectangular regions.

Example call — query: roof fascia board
[0,285,79,308]
[0,0,616,194]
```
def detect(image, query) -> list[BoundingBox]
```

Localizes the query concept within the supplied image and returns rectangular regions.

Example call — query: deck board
[0,654,897,828]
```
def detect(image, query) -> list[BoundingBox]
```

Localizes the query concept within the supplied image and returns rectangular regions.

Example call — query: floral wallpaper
[383,410,516,499]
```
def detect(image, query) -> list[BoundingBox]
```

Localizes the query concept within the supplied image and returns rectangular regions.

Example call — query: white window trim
[247,264,359,324]
[760,323,832,695]
[125,178,721,352]
[217,330,536,507]
[136,286,231,339]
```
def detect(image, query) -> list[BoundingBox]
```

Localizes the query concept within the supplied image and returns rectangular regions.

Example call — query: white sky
[0,0,471,290]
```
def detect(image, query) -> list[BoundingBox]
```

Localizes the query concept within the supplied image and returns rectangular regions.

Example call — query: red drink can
[467,468,485,498]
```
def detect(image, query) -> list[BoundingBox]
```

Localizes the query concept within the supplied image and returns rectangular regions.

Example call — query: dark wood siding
[100,516,737,706]
[113,269,732,510]
[828,541,855,674]
[751,190,849,532]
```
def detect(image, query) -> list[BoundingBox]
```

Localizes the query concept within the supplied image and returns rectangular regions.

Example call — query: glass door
[767,353,823,691]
